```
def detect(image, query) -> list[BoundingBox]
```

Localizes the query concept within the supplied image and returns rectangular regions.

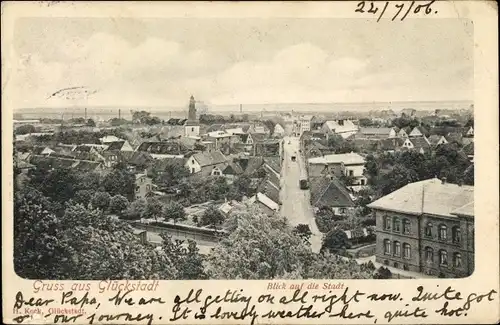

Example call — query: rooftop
[368,178,474,218]
[308,152,365,165]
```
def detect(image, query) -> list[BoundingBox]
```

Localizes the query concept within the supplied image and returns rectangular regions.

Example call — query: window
[135,186,140,192]
[403,243,411,259]
[393,217,401,232]
[191,127,194,132]
[439,250,448,266]
[384,239,391,255]
[439,224,448,240]
[425,222,433,237]
[339,208,346,214]
[349,170,354,176]
[453,253,462,267]
[360,179,366,185]
[191,168,195,173]
[403,219,411,234]
[383,216,391,230]
[452,226,461,244]
[425,247,434,263]
[393,241,401,257]
[146,185,151,191]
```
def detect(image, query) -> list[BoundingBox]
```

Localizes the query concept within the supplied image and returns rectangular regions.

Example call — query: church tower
[188,95,197,120]
[185,95,200,137]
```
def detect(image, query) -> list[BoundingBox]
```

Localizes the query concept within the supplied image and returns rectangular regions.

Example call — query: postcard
[2,1,499,324]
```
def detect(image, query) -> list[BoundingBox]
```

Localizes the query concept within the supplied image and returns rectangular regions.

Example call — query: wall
[185,126,200,137]
[375,209,421,273]
[135,176,153,200]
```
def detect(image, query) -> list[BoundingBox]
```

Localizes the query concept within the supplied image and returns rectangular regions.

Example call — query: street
[280,136,323,253]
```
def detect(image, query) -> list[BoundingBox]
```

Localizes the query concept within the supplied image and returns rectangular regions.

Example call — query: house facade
[356,127,397,139]
[308,152,367,185]
[368,178,474,278]
[135,173,154,200]
[185,150,228,176]
[401,137,431,154]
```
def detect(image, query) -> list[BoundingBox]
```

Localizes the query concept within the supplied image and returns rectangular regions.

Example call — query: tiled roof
[105,141,126,151]
[368,178,474,217]
[239,134,250,143]
[192,150,227,167]
[128,151,154,166]
[359,127,394,135]
[263,157,281,174]
[249,133,266,142]
[137,141,188,155]
[239,157,265,175]
[223,161,244,175]
[408,137,431,150]
[310,176,355,208]
[308,152,365,165]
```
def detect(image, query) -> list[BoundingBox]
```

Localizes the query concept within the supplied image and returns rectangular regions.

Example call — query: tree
[206,203,312,279]
[101,166,135,199]
[109,118,129,126]
[28,166,78,203]
[75,171,101,192]
[160,235,207,280]
[208,202,373,280]
[123,198,147,220]
[293,224,312,243]
[151,159,190,188]
[90,191,112,211]
[163,201,185,224]
[14,189,178,280]
[86,119,96,127]
[143,197,164,221]
[199,205,224,229]
[74,189,95,206]
[109,195,130,215]
[15,124,36,135]
[322,229,350,254]
[463,165,474,185]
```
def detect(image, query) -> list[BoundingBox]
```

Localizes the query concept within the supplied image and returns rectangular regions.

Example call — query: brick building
[368,178,474,278]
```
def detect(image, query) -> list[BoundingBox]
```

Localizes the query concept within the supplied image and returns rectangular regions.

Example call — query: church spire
[188,95,196,120]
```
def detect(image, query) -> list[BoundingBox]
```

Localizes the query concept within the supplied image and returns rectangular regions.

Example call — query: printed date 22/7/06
[355,1,438,22]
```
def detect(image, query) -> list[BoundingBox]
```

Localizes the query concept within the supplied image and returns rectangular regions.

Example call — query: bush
[199,205,224,229]
[163,201,186,224]
[109,195,129,215]
[90,191,112,211]
[315,213,337,233]
[322,229,350,253]
[374,266,392,279]
[122,198,147,220]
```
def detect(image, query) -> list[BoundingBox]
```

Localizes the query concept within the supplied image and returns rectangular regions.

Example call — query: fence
[131,222,226,243]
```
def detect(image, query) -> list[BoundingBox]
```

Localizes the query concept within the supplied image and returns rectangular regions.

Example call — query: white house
[466,126,474,137]
[298,115,313,135]
[401,137,431,154]
[322,119,359,139]
[308,152,367,185]
[273,124,285,136]
[398,128,409,138]
[185,150,227,176]
[409,126,428,137]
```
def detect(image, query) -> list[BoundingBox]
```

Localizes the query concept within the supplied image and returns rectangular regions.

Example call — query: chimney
[118,109,121,119]
[441,177,447,184]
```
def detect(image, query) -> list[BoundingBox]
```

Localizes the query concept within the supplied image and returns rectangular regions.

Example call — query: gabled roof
[106,141,126,151]
[240,157,265,175]
[100,135,123,143]
[368,178,474,217]
[463,141,474,156]
[127,151,154,166]
[446,132,463,143]
[192,150,227,167]
[310,176,355,208]
[407,137,431,150]
[263,157,281,175]
[222,161,244,175]
[206,124,224,132]
[257,178,281,204]
[249,133,266,142]
[248,192,279,211]
[184,120,199,126]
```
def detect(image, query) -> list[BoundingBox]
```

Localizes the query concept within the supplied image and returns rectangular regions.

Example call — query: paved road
[280,136,323,253]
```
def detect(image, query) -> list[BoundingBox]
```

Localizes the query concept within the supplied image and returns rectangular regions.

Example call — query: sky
[10,17,473,109]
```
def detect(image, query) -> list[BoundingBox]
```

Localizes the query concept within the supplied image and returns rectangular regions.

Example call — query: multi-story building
[308,152,367,185]
[368,178,474,278]
[298,115,313,135]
